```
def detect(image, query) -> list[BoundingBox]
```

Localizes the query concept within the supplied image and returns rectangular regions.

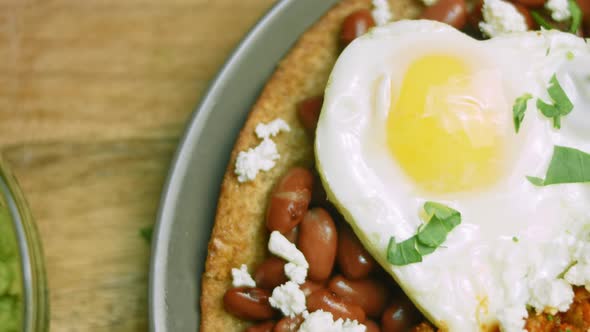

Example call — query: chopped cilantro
[536,74,573,129]
[531,11,554,30]
[527,146,590,186]
[140,226,154,244]
[557,260,578,279]
[387,202,461,266]
[512,236,519,243]
[547,314,554,321]
[513,93,532,133]
[569,0,582,33]
[424,201,460,222]
[387,237,422,265]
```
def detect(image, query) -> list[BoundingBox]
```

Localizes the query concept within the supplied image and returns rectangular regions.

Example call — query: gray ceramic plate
[149,0,340,331]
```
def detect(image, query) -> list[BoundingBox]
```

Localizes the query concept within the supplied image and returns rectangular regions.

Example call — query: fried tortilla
[199,0,421,331]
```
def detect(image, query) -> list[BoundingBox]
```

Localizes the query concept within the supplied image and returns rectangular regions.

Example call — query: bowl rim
[0,159,49,332]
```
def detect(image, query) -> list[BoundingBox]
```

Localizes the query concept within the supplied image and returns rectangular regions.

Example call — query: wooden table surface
[0,0,275,330]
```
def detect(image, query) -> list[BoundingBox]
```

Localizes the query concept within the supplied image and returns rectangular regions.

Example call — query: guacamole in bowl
[0,159,48,332]
[0,206,22,332]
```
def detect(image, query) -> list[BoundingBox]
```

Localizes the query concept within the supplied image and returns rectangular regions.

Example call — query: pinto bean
[365,320,382,332]
[298,208,338,281]
[297,96,323,135]
[311,172,328,207]
[246,321,276,332]
[421,0,468,29]
[467,0,484,28]
[337,225,376,280]
[284,225,299,244]
[223,287,275,321]
[266,168,313,234]
[381,299,420,332]
[513,3,535,29]
[273,315,304,332]
[254,257,288,290]
[340,9,376,48]
[328,275,389,318]
[307,289,366,322]
[300,280,326,298]
[578,0,590,26]
[513,0,546,8]
[409,322,437,332]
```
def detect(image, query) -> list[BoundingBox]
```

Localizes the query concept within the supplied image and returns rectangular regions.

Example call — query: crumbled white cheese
[269,231,309,285]
[299,310,335,332]
[235,138,280,183]
[529,278,574,314]
[479,0,528,37]
[335,318,367,332]
[255,119,290,140]
[298,310,366,332]
[235,118,290,183]
[372,0,393,26]
[496,305,527,332]
[565,263,590,290]
[269,281,306,317]
[231,264,256,288]
[565,242,590,290]
[340,320,366,332]
[285,262,307,285]
[546,0,571,22]
[269,231,309,268]
[488,231,581,332]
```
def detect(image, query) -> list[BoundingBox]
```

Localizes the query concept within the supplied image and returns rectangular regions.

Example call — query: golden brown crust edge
[200,1,421,331]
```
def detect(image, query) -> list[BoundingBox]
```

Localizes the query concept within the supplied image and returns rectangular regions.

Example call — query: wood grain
[0,0,275,330]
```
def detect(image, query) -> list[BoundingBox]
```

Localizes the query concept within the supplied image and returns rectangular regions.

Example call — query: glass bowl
[0,158,48,332]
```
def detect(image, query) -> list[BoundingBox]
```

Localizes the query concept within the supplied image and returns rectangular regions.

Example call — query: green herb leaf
[547,314,554,322]
[415,239,436,255]
[566,51,575,60]
[417,216,449,247]
[536,75,573,129]
[513,93,532,133]
[569,0,582,33]
[387,237,422,266]
[526,176,546,186]
[140,226,154,244]
[512,236,519,243]
[531,11,554,29]
[387,202,461,266]
[557,260,578,279]
[527,145,590,186]
[424,202,460,222]
[547,75,573,114]
[536,99,560,117]
[536,99,562,128]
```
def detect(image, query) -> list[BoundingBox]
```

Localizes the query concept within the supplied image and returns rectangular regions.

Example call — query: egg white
[315,20,590,331]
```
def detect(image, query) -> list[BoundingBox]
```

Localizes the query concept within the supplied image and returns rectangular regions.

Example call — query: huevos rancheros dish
[200,0,590,331]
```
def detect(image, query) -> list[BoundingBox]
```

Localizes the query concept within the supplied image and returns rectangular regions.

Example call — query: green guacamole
[0,207,22,332]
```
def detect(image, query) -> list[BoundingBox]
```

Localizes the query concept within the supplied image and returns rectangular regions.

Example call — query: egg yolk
[387,55,506,193]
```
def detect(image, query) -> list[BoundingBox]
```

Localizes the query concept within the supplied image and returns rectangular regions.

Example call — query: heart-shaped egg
[315,20,590,331]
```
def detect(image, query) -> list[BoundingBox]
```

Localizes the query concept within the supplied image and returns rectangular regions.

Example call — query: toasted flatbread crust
[200,1,421,331]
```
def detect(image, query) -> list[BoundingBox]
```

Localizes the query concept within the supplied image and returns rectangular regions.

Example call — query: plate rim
[148,1,292,331]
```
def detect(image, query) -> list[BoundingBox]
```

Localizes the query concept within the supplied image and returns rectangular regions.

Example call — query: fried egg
[315,20,590,331]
